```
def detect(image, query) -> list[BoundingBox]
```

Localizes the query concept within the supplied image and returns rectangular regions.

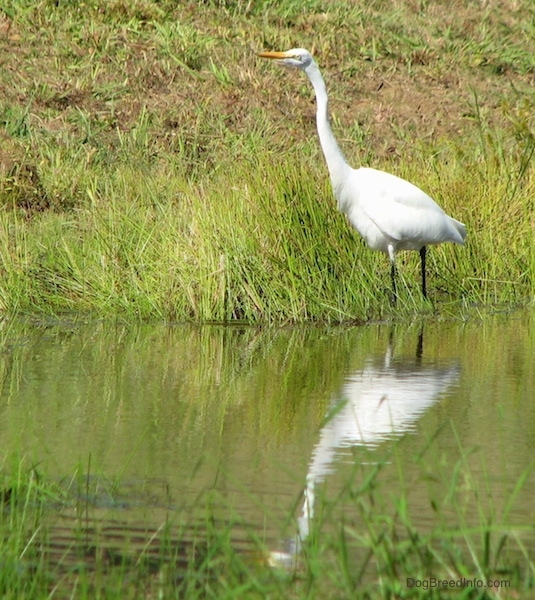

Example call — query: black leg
[390,261,397,305]
[416,327,424,363]
[420,246,427,299]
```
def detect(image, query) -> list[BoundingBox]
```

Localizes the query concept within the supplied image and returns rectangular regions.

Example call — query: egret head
[257,48,314,70]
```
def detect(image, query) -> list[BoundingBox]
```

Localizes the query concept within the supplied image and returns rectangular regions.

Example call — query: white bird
[258,48,467,301]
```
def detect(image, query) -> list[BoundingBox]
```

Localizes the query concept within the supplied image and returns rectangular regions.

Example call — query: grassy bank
[0,0,534,321]
[1,450,533,599]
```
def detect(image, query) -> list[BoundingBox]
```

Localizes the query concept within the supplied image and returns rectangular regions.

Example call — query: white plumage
[258,48,467,300]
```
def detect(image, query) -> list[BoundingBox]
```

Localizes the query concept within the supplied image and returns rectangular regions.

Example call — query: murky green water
[0,313,534,571]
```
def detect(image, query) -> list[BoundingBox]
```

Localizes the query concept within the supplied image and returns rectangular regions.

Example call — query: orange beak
[257,51,289,60]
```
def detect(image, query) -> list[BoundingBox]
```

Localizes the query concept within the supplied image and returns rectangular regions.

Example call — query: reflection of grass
[0,1,533,321]
[1,448,533,599]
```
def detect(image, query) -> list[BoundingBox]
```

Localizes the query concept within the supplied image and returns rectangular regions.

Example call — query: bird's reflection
[270,329,460,567]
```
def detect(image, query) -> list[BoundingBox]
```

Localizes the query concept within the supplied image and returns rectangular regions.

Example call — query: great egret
[258,48,467,301]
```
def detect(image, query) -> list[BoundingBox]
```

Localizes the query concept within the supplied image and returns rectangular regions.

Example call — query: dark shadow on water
[22,475,263,594]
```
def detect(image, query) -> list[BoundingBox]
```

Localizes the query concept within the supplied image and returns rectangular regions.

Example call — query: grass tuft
[2,447,533,598]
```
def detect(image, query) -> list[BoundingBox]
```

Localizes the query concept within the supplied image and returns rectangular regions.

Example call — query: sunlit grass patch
[0,141,532,321]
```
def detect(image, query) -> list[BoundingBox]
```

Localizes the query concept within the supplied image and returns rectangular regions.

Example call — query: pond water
[0,313,534,577]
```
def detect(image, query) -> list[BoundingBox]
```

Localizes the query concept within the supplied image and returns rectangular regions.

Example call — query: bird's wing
[347,168,463,246]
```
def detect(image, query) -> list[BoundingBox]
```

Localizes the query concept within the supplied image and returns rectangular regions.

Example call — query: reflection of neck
[297,406,343,544]
[298,474,315,543]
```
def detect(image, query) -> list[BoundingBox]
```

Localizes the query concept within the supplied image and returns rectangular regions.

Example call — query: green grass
[0,0,533,321]
[1,446,533,599]
[0,145,531,321]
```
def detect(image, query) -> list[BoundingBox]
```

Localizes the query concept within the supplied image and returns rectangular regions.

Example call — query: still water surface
[0,313,534,568]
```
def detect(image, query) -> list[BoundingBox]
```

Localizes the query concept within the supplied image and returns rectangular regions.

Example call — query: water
[0,313,533,574]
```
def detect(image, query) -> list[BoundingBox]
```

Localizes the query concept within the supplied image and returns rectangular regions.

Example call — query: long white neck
[304,61,351,189]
